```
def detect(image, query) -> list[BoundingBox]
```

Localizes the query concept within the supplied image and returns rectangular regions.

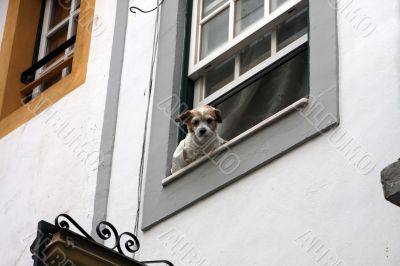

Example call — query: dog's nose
[199,128,207,135]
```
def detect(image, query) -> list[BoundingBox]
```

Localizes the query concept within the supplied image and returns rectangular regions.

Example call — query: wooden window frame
[0,0,95,138]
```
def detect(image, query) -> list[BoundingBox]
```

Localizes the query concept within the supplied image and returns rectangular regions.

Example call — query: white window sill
[162,97,309,186]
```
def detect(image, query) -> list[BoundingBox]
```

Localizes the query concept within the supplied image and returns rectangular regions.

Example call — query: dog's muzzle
[199,128,207,136]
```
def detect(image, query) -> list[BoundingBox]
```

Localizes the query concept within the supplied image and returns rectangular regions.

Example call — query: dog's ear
[175,110,192,123]
[214,108,222,123]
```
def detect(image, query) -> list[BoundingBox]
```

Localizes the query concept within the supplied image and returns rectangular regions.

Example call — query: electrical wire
[133,0,162,241]
[130,0,165,14]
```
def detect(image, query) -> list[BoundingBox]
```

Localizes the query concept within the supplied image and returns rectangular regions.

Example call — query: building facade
[0,0,399,265]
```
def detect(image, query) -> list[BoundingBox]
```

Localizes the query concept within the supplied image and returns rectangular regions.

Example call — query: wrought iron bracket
[30,214,174,266]
[56,214,141,256]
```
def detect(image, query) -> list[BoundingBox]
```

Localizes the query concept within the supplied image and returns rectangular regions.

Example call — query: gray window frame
[142,0,338,230]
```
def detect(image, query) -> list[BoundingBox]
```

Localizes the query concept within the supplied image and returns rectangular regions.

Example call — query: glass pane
[75,0,81,10]
[202,0,228,18]
[235,0,264,35]
[277,10,308,50]
[205,57,235,97]
[216,49,308,140]
[201,8,229,59]
[270,0,289,12]
[45,26,68,69]
[43,72,63,90]
[50,0,71,28]
[71,14,79,36]
[42,65,72,91]
[240,33,271,75]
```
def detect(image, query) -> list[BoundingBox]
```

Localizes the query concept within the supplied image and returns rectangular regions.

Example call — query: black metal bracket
[31,214,174,266]
[20,36,76,84]
[142,260,174,265]
[56,213,141,256]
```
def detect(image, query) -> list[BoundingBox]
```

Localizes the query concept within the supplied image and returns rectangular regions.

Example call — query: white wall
[1,0,399,265]
[0,0,9,42]
[105,0,157,233]
[112,0,400,266]
[0,1,118,264]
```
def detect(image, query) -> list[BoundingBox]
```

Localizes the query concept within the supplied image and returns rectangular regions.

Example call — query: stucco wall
[0,0,8,42]
[105,0,157,233]
[113,0,400,265]
[0,0,118,264]
[1,0,399,265]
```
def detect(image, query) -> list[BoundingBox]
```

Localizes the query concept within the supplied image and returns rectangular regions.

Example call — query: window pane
[45,26,68,68]
[277,10,308,50]
[48,26,68,53]
[71,14,79,36]
[75,0,81,10]
[240,33,271,75]
[235,0,264,35]
[43,64,72,90]
[216,49,308,140]
[50,0,71,28]
[205,57,235,97]
[270,0,289,12]
[201,8,229,59]
[202,0,228,18]
[42,72,63,90]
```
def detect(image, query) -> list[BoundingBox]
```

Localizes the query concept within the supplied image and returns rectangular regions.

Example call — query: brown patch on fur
[175,110,192,122]
[176,105,223,133]
[203,105,222,124]
[176,110,195,133]
[186,109,200,133]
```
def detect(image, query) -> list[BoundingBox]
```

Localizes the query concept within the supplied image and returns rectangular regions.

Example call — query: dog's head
[175,105,222,143]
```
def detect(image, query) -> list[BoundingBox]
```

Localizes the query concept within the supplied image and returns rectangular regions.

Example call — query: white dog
[171,105,226,174]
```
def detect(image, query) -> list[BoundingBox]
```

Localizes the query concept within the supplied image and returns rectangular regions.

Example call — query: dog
[171,105,226,174]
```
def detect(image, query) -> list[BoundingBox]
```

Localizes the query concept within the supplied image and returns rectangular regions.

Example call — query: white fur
[171,105,225,174]
[171,132,225,174]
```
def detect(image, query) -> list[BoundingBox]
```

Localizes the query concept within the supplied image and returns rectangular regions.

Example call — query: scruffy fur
[171,105,225,174]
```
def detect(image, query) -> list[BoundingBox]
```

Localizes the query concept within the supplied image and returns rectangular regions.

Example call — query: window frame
[189,0,307,78]
[32,0,81,97]
[142,0,339,230]
[190,0,310,108]
[37,0,80,75]
[0,0,96,138]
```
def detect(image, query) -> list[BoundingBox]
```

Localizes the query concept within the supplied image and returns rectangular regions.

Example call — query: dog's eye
[206,118,213,124]
[192,120,199,126]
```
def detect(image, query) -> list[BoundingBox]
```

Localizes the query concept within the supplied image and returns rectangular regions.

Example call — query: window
[190,0,309,141]
[24,0,81,102]
[216,48,308,140]
[0,0,95,138]
[142,0,338,230]
[22,0,80,103]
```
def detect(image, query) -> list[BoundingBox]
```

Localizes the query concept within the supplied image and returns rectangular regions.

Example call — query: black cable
[130,0,165,14]
[134,0,162,242]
